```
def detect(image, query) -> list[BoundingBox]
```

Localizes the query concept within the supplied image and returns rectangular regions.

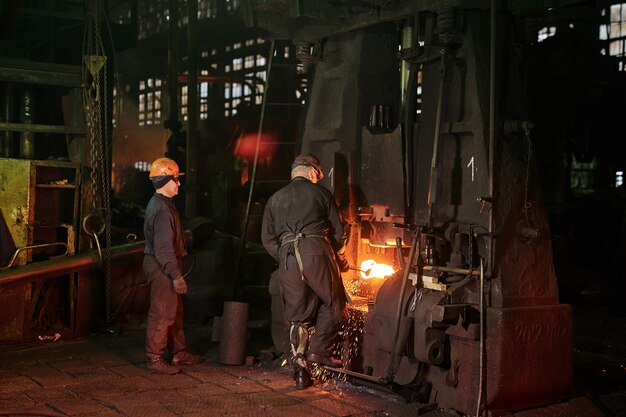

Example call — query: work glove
[173,276,188,294]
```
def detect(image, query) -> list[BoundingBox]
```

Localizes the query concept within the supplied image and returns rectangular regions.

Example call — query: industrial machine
[243,1,584,414]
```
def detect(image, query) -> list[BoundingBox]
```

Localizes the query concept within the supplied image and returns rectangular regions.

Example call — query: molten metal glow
[360,259,394,279]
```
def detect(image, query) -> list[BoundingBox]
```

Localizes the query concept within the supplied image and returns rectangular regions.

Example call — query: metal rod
[387,227,419,381]
[233,40,277,298]
[422,265,480,276]
[487,0,496,282]
[322,365,387,384]
[476,257,486,417]
[0,122,85,134]
[2,242,69,269]
[0,241,144,287]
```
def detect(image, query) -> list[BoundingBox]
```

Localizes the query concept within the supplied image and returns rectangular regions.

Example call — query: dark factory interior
[0,1,625,416]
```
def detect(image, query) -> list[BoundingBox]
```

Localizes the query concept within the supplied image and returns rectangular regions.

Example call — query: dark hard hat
[292,153,324,180]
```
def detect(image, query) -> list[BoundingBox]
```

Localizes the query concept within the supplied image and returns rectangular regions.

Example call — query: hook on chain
[82,208,110,264]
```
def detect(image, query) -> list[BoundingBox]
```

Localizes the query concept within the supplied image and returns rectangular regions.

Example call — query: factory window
[538,26,556,42]
[181,85,188,121]
[233,83,242,98]
[138,78,162,126]
[600,3,626,69]
[256,54,266,67]
[200,81,209,120]
[233,58,243,71]
[245,55,255,69]
[135,161,150,172]
[246,39,255,47]
[616,171,624,187]
[234,42,242,50]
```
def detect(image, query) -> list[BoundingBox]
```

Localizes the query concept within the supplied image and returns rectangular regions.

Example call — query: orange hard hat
[149,157,185,178]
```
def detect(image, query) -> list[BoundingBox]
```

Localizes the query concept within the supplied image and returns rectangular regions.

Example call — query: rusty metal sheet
[486,305,574,411]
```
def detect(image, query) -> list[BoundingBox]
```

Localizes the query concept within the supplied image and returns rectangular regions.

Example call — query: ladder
[232,39,305,297]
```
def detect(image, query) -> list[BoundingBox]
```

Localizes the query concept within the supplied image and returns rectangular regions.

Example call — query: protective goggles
[150,174,183,189]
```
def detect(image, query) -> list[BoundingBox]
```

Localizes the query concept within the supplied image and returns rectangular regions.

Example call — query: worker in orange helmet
[143,157,202,374]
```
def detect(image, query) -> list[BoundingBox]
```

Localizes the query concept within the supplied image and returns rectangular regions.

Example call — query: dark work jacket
[261,176,345,263]
[261,176,347,322]
[144,193,187,280]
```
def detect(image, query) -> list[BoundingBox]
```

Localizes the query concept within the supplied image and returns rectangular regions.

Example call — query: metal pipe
[404,61,419,216]
[218,301,250,365]
[476,258,485,417]
[0,241,144,287]
[476,3,497,414]
[426,49,447,226]
[185,0,198,219]
[487,0,496,279]
[168,0,179,126]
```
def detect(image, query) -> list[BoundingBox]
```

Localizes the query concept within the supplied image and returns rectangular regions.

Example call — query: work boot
[146,359,181,375]
[307,353,343,368]
[171,350,204,366]
[294,368,312,390]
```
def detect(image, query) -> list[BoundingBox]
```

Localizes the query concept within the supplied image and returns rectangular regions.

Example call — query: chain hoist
[83,0,113,327]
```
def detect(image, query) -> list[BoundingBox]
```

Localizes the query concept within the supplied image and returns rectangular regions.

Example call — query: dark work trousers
[144,255,186,361]
[281,252,345,357]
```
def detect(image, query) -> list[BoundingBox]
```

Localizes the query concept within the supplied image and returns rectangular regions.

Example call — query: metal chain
[102,51,113,327]
[83,0,112,326]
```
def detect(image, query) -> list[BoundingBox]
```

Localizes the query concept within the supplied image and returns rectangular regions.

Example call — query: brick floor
[0,331,409,417]
[0,330,612,417]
